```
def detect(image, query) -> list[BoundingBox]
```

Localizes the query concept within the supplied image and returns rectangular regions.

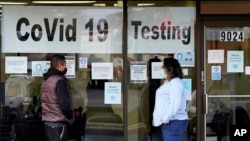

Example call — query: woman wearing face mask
[153,57,188,141]
[41,54,74,141]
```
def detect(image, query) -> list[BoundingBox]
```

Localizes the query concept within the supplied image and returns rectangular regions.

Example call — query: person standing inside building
[152,57,188,141]
[41,54,74,141]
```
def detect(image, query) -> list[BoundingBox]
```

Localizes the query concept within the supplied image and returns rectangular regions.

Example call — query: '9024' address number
[220,31,244,42]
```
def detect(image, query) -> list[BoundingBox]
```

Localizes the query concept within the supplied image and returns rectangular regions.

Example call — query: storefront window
[1,4,123,141]
[127,1,196,141]
[0,1,197,141]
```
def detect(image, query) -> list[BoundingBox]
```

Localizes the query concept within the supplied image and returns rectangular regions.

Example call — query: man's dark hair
[163,57,183,79]
[50,54,66,68]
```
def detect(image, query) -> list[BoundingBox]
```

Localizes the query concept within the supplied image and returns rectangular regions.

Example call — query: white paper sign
[151,62,164,79]
[211,66,221,80]
[182,69,188,76]
[208,50,224,64]
[32,61,50,76]
[65,56,75,78]
[2,6,122,53]
[227,51,244,72]
[5,56,27,74]
[130,61,147,83]
[92,63,113,80]
[245,66,250,75]
[182,79,192,100]
[79,57,88,68]
[104,82,121,104]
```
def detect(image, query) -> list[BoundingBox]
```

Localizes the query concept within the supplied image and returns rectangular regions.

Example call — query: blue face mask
[160,68,166,78]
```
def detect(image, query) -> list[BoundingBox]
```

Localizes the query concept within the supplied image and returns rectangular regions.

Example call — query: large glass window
[0,1,197,141]
[127,1,196,141]
[205,26,250,141]
[1,4,123,141]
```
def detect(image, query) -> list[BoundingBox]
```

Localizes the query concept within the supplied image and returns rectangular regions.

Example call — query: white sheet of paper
[5,56,27,74]
[65,56,76,78]
[245,66,250,75]
[211,66,221,80]
[104,82,121,104]
[92,63,113,80]
[130,61,147,83]
[182,79,192,100]
[227,51,244,72]
[182,69,188,76]
[151,62,164,79]
[79,57,88,68]
[208,50,224,64]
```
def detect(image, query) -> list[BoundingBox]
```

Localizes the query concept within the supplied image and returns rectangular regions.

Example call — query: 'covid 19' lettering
[85,18,108,42]
[16,18,109,42]
[16,18,76,42]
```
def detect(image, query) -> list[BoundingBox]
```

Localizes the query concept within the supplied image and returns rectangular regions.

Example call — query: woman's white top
[152,78,188,127]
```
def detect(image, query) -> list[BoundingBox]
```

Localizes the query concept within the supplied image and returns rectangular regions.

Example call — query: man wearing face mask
[41,54,74,141]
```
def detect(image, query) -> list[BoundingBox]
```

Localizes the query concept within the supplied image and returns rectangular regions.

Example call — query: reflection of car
[5,75,35,118]
[0,74,88,141]
[1,75,37,141]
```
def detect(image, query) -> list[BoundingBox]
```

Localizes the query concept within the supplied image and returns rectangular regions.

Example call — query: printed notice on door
[208,50,224,64]
[212,66,221,80]
[130,61,147,83]
[104,82,121,104]
[227,51,244,72]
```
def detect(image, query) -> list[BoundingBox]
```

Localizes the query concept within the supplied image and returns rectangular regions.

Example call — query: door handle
[203,93,208,114]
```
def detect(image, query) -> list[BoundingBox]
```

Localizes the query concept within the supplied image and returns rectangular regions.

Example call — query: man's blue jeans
[160,119,189,141]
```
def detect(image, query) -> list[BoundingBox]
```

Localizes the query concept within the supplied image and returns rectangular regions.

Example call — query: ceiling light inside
[32,1,96,4]
[93,3,106,7]
[137,3,155,6]
[0,2,27,5]
[117,1,123,7]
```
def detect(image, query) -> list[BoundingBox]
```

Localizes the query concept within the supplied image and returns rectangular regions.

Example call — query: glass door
[204,25,250,141]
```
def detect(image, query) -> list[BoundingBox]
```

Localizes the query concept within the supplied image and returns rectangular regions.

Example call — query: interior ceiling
[0,0,196,15]
[0,0,195,6]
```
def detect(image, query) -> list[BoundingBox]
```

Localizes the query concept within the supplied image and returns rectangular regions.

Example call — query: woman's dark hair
[50,54,66,68]
[163,57,183,79]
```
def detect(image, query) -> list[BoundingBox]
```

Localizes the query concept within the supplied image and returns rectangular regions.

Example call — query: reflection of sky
[170,7,195,23]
